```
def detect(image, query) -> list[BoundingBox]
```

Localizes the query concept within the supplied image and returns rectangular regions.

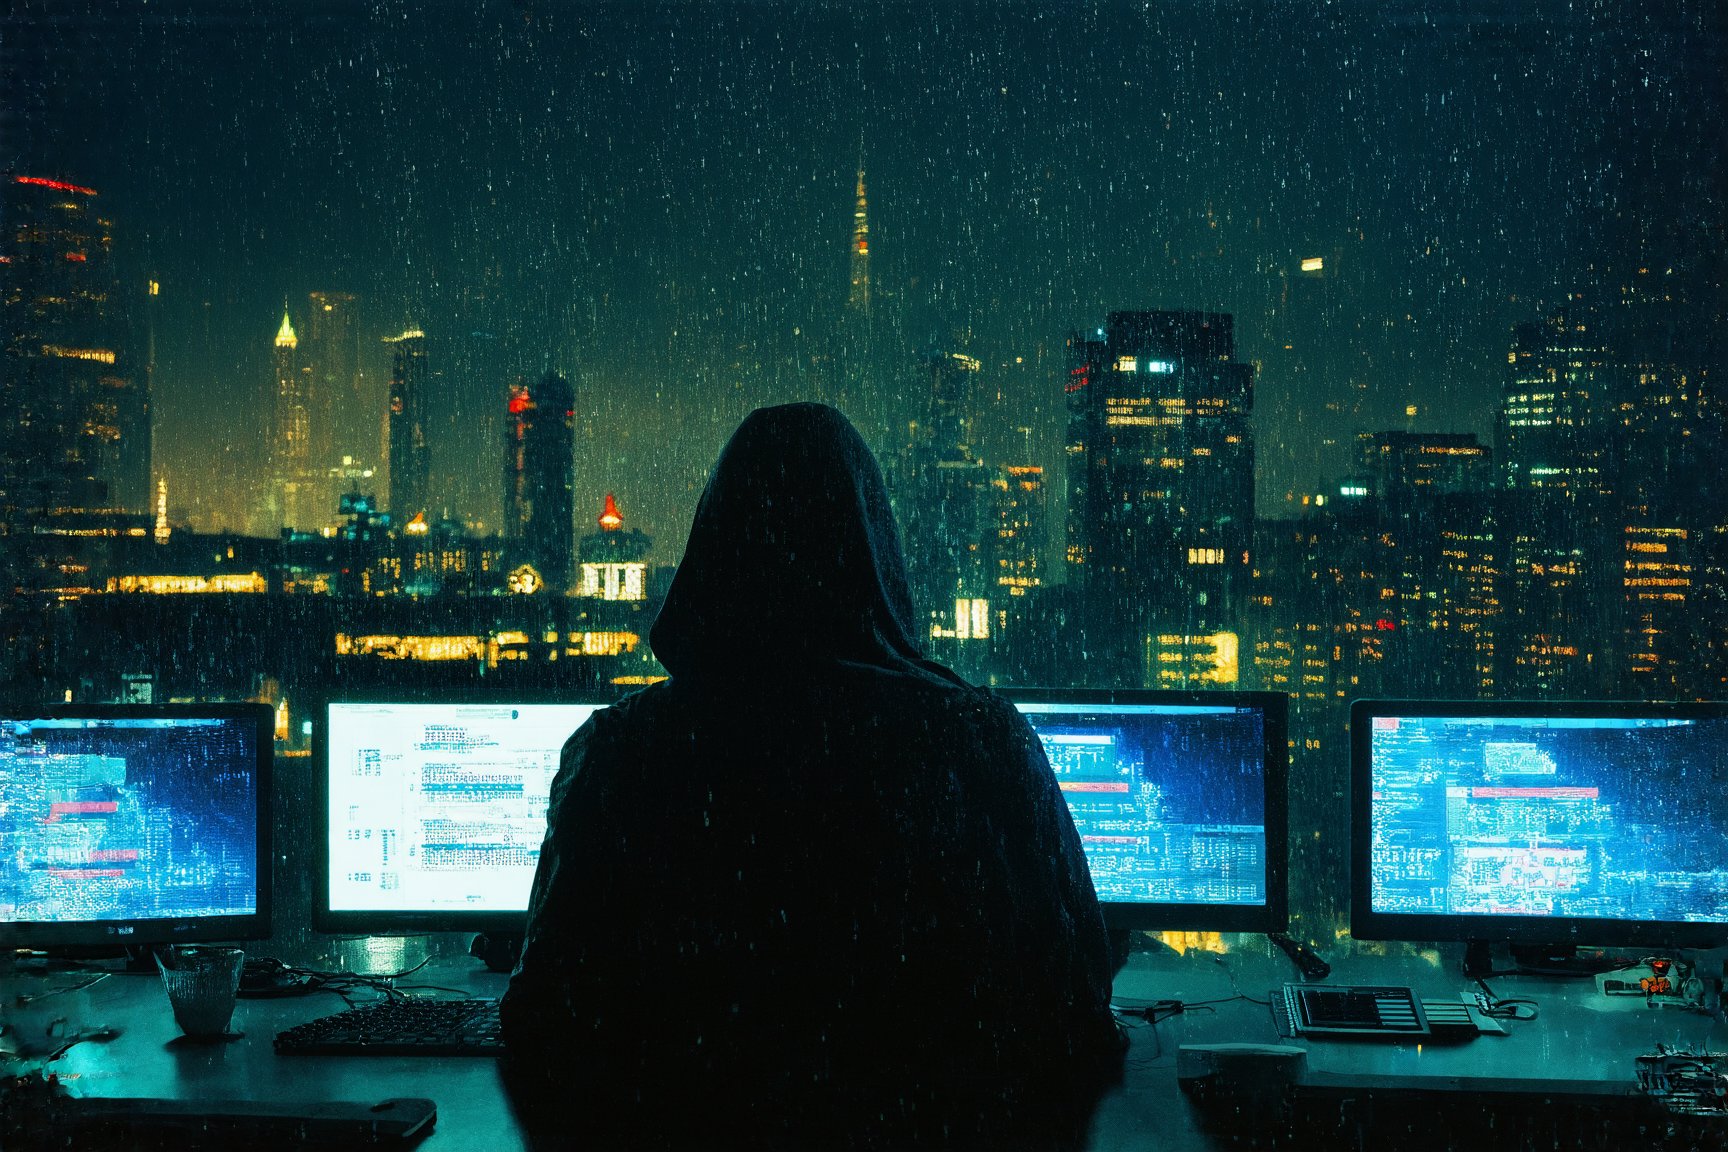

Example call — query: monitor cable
[1472,976,1539,1022]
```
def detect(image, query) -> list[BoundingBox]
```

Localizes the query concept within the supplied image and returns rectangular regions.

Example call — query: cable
[1473,976,1539,1021]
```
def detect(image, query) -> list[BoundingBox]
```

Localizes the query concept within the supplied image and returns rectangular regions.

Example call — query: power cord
[1473,976,1539,1022]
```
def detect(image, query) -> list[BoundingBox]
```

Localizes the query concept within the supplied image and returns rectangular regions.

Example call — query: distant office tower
[1595,269,1720,697]
[1496,305,1615,697]
[990,464,1046,598]
[503,372,575,593]
[1,175,150,523]
[896,348,996,660]
[1353,431,1492,500]
[270,309,323,532]
[1066,311,1255,686]
[848,159,870,314]
[578,494,651,601]
[833,151,893,446]
[1498,304,1612,500]
[384,328,431,524]
[303,291,364,515]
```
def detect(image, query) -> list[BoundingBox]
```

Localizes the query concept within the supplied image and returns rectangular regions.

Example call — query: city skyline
[7,1,1721,555]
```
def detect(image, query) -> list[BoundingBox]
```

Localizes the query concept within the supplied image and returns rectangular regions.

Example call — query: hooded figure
[501,404,1121,1149]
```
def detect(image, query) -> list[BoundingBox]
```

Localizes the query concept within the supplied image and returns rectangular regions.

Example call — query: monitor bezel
[1350,697,1728,950]
[1,702,275,950]
[1002,687,1289,934]
[314,690,612,936]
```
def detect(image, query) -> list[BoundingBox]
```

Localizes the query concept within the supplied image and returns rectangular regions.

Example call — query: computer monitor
[1004,689,1288,932]
[1351,699,1728,951]
[0,704,274,950]
[317,700,604,934]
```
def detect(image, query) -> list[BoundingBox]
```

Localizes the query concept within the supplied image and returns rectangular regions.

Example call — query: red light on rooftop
[598,492,624,531]
[1375,618,1397,631]
[507,393,531,414]
[15,175,99,196]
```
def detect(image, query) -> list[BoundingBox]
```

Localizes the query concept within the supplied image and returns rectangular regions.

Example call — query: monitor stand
[1462,940,1495,978]
[1507,943,1609,976]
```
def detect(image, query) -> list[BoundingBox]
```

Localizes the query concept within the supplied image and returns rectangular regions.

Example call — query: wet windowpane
[3,1,1723,955]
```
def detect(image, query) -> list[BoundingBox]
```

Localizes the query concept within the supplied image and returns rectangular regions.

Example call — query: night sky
[6,0,1722,555]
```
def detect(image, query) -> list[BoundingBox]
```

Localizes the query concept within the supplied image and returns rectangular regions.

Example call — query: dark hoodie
[501,404,1120,1149]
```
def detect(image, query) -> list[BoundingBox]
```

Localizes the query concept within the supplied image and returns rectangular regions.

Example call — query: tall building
[303,291,364,516]
[578,493,651,601]
[269,309,321,532]
[384,328,431,524]
[1352,431,1492,500]
[1065,311,1255,686]
[503,371,575,594]
[1,175,150,524]
[1497,304,1611,500]
[895,348,996,673]
[833,151,891,447]
[1495,306,1616,697]
[990,464,1046,598]
[847,159,870,314]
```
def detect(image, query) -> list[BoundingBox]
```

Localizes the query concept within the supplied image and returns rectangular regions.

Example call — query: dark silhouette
[501,404,1122,1149]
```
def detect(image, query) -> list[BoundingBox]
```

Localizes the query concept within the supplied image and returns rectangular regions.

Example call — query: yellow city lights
[109,573,268,594]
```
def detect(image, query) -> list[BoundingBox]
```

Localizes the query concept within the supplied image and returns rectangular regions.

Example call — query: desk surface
[10,939,1726,1150]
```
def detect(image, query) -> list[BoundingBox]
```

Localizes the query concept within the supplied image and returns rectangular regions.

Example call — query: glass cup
[154,945,244,1039]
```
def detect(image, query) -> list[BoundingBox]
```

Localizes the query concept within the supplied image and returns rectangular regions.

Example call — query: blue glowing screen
[1368,714,1728,923]
[0,717,262,926]
[1014,701,1268,907]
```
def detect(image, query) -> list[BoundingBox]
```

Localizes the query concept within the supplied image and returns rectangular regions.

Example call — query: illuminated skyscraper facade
[303,290,364,515]
[384,328,431,524]
[270,309,322,532]
[578,493,651,601]
[1066,311,1254,686]
[847,162,870,314]
[1496,306,1615,696]
[503,371,575,594]
[1,175,150,524]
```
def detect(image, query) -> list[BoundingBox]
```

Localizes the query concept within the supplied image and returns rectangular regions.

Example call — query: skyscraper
[1,175,150,524]
[503,371,575,594]
[578,493,652,601]
[384,328,430,524]
[847,158,870,315]
[1495,306,1615,696]
[834,151,889,446]
[1065,311,1255,686]
[303,290,364,515]
[270,308,320,532]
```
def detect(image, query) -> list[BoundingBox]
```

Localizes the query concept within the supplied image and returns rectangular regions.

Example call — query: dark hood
[649,403,961,685]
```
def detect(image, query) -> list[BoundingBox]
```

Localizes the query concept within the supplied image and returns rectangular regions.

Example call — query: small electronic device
[0,705,273,950]
[1277,984,1428,1037]
[317,699,603,934]
[1351,700,1728,957]
[1275,984,1504,1039]
[1006,689,1288,932]
[275,999,502,1056]
[1596,957,1707,1008]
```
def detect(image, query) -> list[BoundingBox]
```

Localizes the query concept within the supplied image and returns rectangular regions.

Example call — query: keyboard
[274,998,503,1056]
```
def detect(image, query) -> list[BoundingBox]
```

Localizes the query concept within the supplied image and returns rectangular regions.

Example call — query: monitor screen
[0,705,273,949]
[1352,700,1728,948]
[319,701,603,932]
[1006,690,1287,932]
